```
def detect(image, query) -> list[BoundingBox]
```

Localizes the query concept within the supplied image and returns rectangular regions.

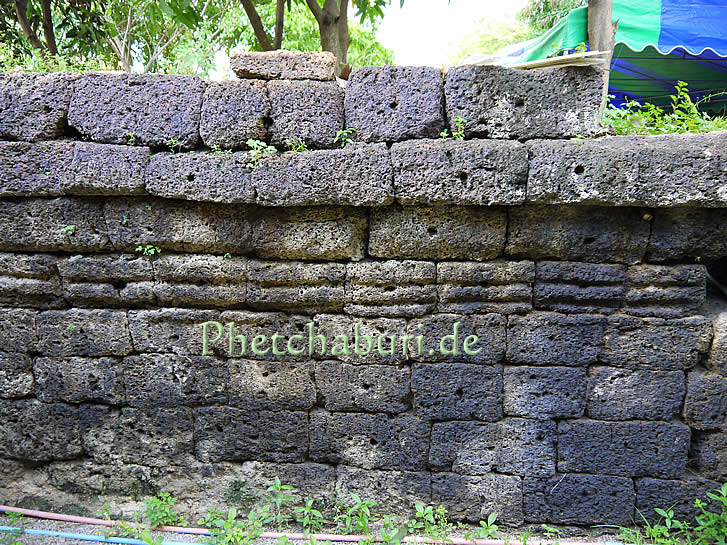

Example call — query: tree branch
[39,0,57,56]
[241,0,273,51]
[304,0,323,22]
[13,0,47,53]
[273,0,285,49]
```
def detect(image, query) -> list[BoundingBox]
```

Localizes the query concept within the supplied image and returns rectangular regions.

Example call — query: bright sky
[376,0,529,67]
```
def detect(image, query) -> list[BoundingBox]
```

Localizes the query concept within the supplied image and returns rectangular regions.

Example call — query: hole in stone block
[583,236,595,244]
[574,165,585,175]
[370,438,378,445]
[187,173,196,182]
[458,172,468,183]
[427,227,437,236]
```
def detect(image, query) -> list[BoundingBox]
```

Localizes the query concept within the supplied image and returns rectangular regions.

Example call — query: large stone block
[146,151,255,203]
[507,205,649,264]
[309,411,429,470]
[0,400,81,461]
[0,308,37,352]
[128,309,221,356]
[200,80,269,149]
[68,73,205,149]
[37,309,132,357]
[345,66,444,142]
[369,206,506,260]
[431,473,523,524]
[0,141,148,197]
[268,80,343,148]
[557,420,690,478]
[504,366,587,418]
[124,354,228,408]
[684,371,727,431]
[0,253,63,308]
[220,311,313,361]
[623,264,706,318]
[507,312,605,366]
[587,367,685,421]
[412,363,503,421]
[636,477,724,523]
[230,51,336,80]
[336,466,431,514]
[0,72,79,141]
[708,308,727,376]
[437,261,534,314]
[315,361,410,414]
[444,65,603,139]
[0,353,33,398]
[524,474,635,525]
[534,261,626,314]
[105,198,253,254]
[229,360,315,411]
[0,198,111,252]
[647,208,727,262]
[81,405,195,466]
[194,407,308,463]
[247,260,344,313]
[253,207,366,261]
[602,315,712,371]
[690,432,727,481]
[430,419,556,478]
[390,139,527,205]
[345,260,436,317]
[527,133,727,206]
[252,144,394,206]
[34,357,125,405]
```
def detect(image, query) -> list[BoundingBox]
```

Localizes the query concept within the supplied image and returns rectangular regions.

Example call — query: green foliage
[602,81,727,135]
[449,19,536,64]
[136,244,162,257]
[336,492,377,535]
[211,144,233,156]
[246,139,278,168]
[452,116,466,140]
[334,128,357,148]
[695,483,727,545]
[294,498,326,533]
[379,515,408,545]
[0,512,25,545]
[517,0,586,32]
[286,139,309,152]
[409,503,452,543]
[61,225,77,235]
[144,492,187,527]
[477,513,500,539]
[199,506,274,545]
[266,476,297,530]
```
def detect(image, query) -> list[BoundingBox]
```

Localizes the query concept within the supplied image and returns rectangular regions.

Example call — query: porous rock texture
[1,55,727,530]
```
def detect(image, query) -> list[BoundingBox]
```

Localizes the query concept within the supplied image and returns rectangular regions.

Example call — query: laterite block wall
[1,53,727,527]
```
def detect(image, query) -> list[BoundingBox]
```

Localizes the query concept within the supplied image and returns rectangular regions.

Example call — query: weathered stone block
[229,360,315,411]
[220,311,314,361]
[412,363,502,421]
[648,208,727,262]
[68,73,205,149]
[534,261,626,314]
[445,65,603,139]
[345,66,444,142]
[128,309,221,356]
[253,207,366,261]
[390,139,527,205]
[430,419,556,477]
[37,309,132,357]
[0,308,37,352]
[558,420,690,478]
[0,72,79,141]
[684,371,727,431]
[0,198,111,252]
[336,466,430,514]
[252,144,394,206]
[0,141,148,197]
[345,260,436,317]
[0,400,81,461]
[437,261,534,314]
[708,308,727,376]
[200,80,269,149]
[247,260,344,313]
[231,51,336,80]
[0,353,33,398]
[507,312,605,366]
[105,198,253,254]
[587,367,685,421]
[146,151,255,203]
[34,357,125,405]
[0,253,63,308]
[268,80,343,148]
[504,366,586,418]
[527,133,727,206]
[194,407,308,463]
[309,411,429,470]
[431,473,523,524]
[636,477,724,523]
[690,432,727,481]
[316,361,410,413]
[81,405,194,466]
[369,206,506,260]
[623,264,706,318]
[409,313,506,364]
[524,474,635,525]
[602,315,712,370]
[125,354,227,408]
[45,460,161,498]
[507,205,649,264]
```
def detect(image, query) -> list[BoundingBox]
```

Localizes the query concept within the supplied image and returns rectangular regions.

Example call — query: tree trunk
[241,0,273,51]
[13,0,47,54]
[305,0,350,73]
[273,0,285,49]
[39,0,58,56]
[587,0,615,102]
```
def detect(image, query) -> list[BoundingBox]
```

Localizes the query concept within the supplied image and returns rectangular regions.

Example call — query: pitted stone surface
[636,477,724,523]
[390,139,527,205]
[0,253,63,308]
[431,473,523,524]
[0,308,37,353]
[221,311,313,362]
[0,354,33,398]
[68,73,205,149]
[647,208,727,262]
[228,360,315,411]
[684,371,727,431]
[200,80,269,149]
[37,309,132,357]
[623,264,706,318]
[230,51,336,80]
[504,366,586,418]
[336,467,431,514]
[709,309,727,376]
[691,432,727,481]
[445,65,603,139]
[34,357,125,405]
[0,72,79,141]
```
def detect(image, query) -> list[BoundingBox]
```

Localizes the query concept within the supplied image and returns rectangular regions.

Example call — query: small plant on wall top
[246,139,277,168]
[136,244,161,257]
[334,128,357,148]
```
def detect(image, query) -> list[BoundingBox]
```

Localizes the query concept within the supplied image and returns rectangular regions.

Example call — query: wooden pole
[587,0,616,101]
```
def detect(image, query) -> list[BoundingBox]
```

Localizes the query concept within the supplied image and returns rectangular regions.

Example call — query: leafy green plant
[246,139,277,168]
[476,513,500,539]
[695,483,727,545]
[266,476,297,530]
[127,132,137,146]
[409,503,452,543]
[167,138,181,153]
[211,144,232,156]
[199,506,274,545]
[286,139,308,152]
[380,515,408,545]
[136,244,162,257]
[334,128,357,148]
[1,512,25,545]
[144,492,187,527]
[336,492,377,535]
[439,129,450,141]
[452,116,466,140]
[61,225,76,235]
[294,498,325,534]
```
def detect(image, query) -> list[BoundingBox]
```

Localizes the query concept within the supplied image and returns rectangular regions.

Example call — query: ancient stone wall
[1,54,727,528]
